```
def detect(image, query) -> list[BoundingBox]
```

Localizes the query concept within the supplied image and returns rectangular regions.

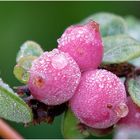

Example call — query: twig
[0,119,23,139]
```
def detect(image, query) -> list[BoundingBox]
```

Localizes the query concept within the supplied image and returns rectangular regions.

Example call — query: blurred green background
[0,1,140,139]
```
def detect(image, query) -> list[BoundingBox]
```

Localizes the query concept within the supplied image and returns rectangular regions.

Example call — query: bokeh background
[0,1,140,139]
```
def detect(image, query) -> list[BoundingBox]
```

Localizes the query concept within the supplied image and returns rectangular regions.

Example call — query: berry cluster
[26,21,129,129]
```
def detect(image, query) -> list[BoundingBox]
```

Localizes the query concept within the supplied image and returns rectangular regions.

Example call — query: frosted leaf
[0,78,32,123]
[103,35,140,64]
[81,12,127,37]
[16,41,43,63]
[114,126,140,139]
[125,15,140,42]
[0,78,15,95]
[128,78,140,107]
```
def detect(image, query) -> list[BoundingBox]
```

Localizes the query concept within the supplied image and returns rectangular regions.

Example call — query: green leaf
[125,16,140,42]
[103,35,140,64]
[0,78,33,123]
[125,16,140,67]
[16,41,43,63]
[14,56,37,84]
[128,77,140,107]
[81,12,127,37]
[61,109,90,139]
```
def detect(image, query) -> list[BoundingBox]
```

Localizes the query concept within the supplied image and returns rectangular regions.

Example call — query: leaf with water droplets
[0,78,33,123]
[14,56,37,84]
[128,77,140,107]
[103,35,140,64]
[61,109,90,139]
[126,16,140,67]
[16,41,43,63]
[81,12,127,37]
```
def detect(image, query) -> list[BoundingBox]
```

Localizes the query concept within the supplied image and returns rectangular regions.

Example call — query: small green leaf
[14,56,37,84]
[125,16,140,42]
[81,12,127,37]
[0,78,33,123]
[103,35,140,64]
[128,77,140,107]
[61,109,89,139]
[16,41,43,63]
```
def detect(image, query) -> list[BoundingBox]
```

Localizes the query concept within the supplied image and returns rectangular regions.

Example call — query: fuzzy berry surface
[58,21,103,72]
[118,97,140,128]
[28,49,81,105]
[70,69,128,129]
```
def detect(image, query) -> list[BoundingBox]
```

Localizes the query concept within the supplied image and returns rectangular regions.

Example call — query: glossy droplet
[51,53,68,69]
[115,103,129,118]
[118,97,140,127]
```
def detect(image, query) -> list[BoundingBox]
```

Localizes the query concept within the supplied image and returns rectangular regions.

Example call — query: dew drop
[114,103,129,118]
[51,53,68,69]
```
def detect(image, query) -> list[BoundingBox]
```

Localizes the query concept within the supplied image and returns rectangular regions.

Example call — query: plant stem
[0,119,23,139]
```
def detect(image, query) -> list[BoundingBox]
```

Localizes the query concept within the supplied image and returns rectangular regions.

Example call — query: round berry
[28,49,81,105]
[58,21,103,72]
[118,97,140,128]
[70,69,128,129]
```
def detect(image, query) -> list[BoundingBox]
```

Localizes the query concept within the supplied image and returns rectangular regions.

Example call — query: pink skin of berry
[70,69,128,129]
[28,49,81,105]
[58,21,103,72]
[118,97,140,128]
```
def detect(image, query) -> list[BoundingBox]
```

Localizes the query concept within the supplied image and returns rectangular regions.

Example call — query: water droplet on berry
[114,103,128,118]
[51,53,68,69]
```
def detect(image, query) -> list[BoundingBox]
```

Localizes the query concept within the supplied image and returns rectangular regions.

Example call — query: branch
[0,119,23,139]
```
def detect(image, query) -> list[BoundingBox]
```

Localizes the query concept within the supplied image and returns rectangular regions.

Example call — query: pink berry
[118,97,140,128]
[70,69,128,129]
[58,21,103,72]
[28,49,81,105]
